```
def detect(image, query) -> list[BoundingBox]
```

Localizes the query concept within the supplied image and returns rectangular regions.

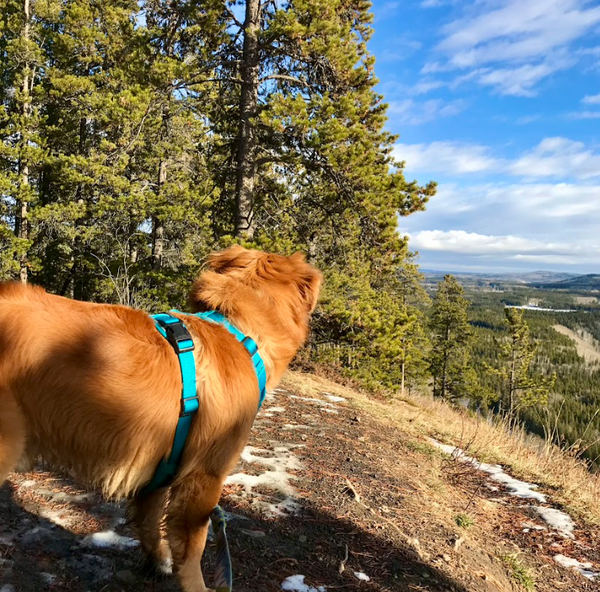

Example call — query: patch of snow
[20,480,37,488]
[323,408,338,414]
[281,575,326,592]
[82,531,139,550]
[322,393,346,403]
[226,445,303,517]
[353,572,370,581]
[553,554,598,580]
[282,424,311,431]
[534,507,575,539]
[430,440,546,502]
[506,305,576,313]
[0,584,16,592]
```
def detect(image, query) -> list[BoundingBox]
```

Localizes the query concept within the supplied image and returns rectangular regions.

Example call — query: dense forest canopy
[0,0,435,390]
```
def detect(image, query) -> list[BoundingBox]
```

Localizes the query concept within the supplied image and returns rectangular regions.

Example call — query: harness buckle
[180,396,199,417]
[158,319,195,354]
[241,335,258,355]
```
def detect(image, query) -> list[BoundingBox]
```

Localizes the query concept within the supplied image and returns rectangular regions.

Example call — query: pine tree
[429,275,477,400]
[489,308,556,418]
[0,0,49,281]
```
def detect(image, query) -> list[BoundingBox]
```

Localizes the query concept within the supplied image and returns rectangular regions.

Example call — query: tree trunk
[234,0,261,239]
[401,358,405,398]
[509,334,517,418]
[18,0,31,284]
[152,160,167,269]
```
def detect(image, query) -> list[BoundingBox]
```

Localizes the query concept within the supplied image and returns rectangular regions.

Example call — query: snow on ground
[322,393,346,403]
[534,506,575,539]
[554,554,598,580]
[430,440,546,502]
[226,444,304,517]
[82,530,139,549]
[432,439,599,580]
[353,572,370,581]
[281,574,326,592]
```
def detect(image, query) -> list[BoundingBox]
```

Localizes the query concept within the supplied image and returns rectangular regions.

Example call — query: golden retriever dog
[0,246,322,592]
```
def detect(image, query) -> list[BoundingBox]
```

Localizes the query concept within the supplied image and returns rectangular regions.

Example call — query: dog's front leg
[167,472,224,592]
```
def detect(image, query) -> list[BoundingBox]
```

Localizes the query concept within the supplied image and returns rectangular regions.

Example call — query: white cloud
[582,93,600,104]
[408,230,600,266]
[430,182,600,218]
[413,80,446,95]
[476,57,573,97]
[409,230,567,255]
[432,0,600,95]
[387,99,466,125]
[570,111,600,119]
[509,137,600,179]
[394,141,499,174]
[397,137,600,180]
[440,0,600,64]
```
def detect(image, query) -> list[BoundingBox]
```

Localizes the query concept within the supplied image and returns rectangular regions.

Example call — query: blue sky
[368,0,600,273]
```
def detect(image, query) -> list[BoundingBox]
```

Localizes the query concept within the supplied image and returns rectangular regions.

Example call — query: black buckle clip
[241,335,258,355]
[181,396,199,417]
[158,319,195,354]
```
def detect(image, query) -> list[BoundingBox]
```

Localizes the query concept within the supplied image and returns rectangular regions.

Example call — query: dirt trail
[1,373,598,591]
[553,324,600,364]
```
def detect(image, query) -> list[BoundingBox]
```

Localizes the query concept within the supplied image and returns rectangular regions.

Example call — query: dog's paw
[156,556,173,576]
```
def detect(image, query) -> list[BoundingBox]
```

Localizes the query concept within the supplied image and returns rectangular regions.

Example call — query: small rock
[299,535,307,543]
[442,554,451,562]
[240,529,266,539]
[453,537,464,552]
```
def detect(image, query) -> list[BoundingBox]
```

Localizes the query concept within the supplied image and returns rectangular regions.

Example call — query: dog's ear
[208,245,250,273]
[292,254,322,313]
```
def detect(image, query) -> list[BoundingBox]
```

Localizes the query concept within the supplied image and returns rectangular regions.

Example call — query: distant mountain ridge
[536,274,600,291]
[422,270,578,284]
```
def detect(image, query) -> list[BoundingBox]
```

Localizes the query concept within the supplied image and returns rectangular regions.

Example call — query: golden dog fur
[0,246,322,592]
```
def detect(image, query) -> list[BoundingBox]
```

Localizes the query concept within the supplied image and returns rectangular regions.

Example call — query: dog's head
[190,246,322,344]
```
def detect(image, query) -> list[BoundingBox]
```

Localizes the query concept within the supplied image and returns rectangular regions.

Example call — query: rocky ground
[0,372,598,591]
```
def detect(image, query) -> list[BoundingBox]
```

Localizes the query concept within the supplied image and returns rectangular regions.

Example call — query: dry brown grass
[282,370,600,525]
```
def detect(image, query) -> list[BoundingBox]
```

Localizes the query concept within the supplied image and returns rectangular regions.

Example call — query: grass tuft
[499,552,536,591]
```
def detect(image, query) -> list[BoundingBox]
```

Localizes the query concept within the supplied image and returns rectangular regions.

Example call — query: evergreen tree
[489,308,556,418]
[429,275,476,400]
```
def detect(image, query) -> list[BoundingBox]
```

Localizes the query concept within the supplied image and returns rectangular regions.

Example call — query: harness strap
[196,310,267,409]
[143,310,267,494]
[143,313,198,492]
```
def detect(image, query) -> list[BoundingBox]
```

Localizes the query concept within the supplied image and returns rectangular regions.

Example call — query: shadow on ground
[1,477,470,592]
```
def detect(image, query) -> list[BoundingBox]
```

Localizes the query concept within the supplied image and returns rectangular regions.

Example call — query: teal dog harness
[143,310,267,592]
[144,310,267,492]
